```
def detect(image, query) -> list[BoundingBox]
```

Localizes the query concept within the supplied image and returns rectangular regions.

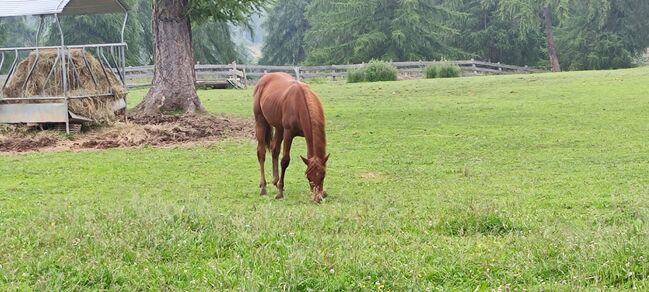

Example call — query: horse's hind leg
[271,128,284,188]
[255,120,271,196]
[276,131,294,200]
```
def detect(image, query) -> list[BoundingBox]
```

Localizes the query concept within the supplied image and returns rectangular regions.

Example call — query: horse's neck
[308,119,326,159]
[300,91,326,159]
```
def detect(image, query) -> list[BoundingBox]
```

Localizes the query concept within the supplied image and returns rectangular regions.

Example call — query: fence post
[471,58,478,75]
[497,62,502,73]
[419,60,424,78]
[242,66,248,88]
[294,66,301,80]
[231,61,237,80]
[331,65,336,81]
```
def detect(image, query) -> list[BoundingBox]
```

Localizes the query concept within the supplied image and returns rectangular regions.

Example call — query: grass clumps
[347,60,398,83]
[438,209,518,236]
[425,63,462,79]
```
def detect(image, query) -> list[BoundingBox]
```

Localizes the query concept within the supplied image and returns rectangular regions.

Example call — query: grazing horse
[253,72,329,203]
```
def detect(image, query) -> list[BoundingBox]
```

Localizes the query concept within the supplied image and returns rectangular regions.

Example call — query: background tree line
[1,0,648,71]
[261,0,649,71]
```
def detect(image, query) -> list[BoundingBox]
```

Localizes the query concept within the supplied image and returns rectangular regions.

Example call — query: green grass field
[2,68,649,290]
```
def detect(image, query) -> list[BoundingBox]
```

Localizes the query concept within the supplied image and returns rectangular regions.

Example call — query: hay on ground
[2,49,126,122]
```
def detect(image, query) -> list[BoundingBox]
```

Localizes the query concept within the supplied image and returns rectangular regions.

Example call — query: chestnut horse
[253,72,329,203]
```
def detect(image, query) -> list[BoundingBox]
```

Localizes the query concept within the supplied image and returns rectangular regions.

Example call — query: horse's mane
[295,82,326,159]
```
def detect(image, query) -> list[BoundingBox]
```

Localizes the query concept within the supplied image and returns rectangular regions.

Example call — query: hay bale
[2,49,126,123]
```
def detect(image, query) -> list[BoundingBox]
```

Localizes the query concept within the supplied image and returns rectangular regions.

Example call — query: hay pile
[2,49,126,122]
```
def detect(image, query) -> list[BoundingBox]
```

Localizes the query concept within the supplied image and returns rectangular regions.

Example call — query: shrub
[363,60,398,82]
[425,63,461,79]
[437,64,461,78]
[346,60,398,83]
[347,68,366,83]
[424,64,441,78]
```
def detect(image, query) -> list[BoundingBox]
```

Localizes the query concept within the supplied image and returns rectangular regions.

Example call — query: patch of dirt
[358,171,384,179]
[0,113,254,154]
[0,136,58,152]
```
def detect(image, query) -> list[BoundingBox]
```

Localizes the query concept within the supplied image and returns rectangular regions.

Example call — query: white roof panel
[0,0,128,17]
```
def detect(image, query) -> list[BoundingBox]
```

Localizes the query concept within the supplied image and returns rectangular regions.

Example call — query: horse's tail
[263,123,272,151]
[253,76,273,152]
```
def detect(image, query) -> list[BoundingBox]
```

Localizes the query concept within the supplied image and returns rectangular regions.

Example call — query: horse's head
[301,154,330,203]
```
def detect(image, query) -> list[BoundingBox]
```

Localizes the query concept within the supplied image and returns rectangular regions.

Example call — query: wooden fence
[124,60,543,88]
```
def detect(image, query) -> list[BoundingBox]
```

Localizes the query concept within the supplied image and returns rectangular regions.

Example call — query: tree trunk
[543,6,561,72]
[136,0,204,115]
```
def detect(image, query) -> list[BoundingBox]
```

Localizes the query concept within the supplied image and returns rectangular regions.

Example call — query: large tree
[493,0,570,72]
[259,0,311,65]
[304,0,460,65]
[137,0,266,116]
[556,0,649,70]
[447,0,546,66]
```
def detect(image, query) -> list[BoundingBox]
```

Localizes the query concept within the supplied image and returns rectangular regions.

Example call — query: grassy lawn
[2,68,649,290]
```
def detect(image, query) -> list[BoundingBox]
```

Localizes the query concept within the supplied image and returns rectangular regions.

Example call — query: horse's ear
[324,153,330,164]
[301,155,309,165]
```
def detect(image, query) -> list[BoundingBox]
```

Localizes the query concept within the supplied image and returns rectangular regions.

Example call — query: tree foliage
[556,0,649,70]
[46,3,146,66]
[304,0,460,65]
[259,0,311,65]
[187,0,266,24]
[193,21,249,64]
[447,0,546,66]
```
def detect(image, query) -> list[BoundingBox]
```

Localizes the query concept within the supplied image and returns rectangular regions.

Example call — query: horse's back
[254,73,298,126]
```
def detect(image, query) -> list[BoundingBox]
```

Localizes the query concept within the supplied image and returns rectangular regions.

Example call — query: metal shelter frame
[0,0,129,134]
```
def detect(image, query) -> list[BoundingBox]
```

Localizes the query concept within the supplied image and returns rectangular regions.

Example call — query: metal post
[55,14,69,134]
[121,45,128,123]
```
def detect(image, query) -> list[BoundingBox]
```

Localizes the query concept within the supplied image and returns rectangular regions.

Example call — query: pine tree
[447,0,546,66]
[557,0,649,70]
[304,0,460,65]
[492,0,571,72]
[259,0,311,65]
[192,21,247,64]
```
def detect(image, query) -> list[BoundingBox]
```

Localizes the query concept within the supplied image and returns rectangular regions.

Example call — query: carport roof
[0,0,128,17]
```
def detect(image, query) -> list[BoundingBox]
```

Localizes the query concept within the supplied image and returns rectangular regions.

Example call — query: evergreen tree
[447,0,546,66]
[492,0,571,71]
[0,21,5,46]
[259,0,311,65]
[192,21,248,64]
[45,0,149,66]
[557,0,649,70]
[0,16,37,47]
[304,0,460,65]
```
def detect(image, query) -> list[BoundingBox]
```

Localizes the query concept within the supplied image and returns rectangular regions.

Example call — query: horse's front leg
[276,131,294,200]
[271,128,284,188]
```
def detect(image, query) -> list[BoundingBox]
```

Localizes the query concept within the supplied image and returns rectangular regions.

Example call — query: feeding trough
[0,0,129,133]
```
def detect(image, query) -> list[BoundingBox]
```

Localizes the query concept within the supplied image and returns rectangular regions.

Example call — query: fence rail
[123,60,543,88]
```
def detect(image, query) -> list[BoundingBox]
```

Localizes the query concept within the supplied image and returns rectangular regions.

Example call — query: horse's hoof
[322,191,328,198]
[312,195,323,203]
[275,193,284,200]
[260,189,268,196]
